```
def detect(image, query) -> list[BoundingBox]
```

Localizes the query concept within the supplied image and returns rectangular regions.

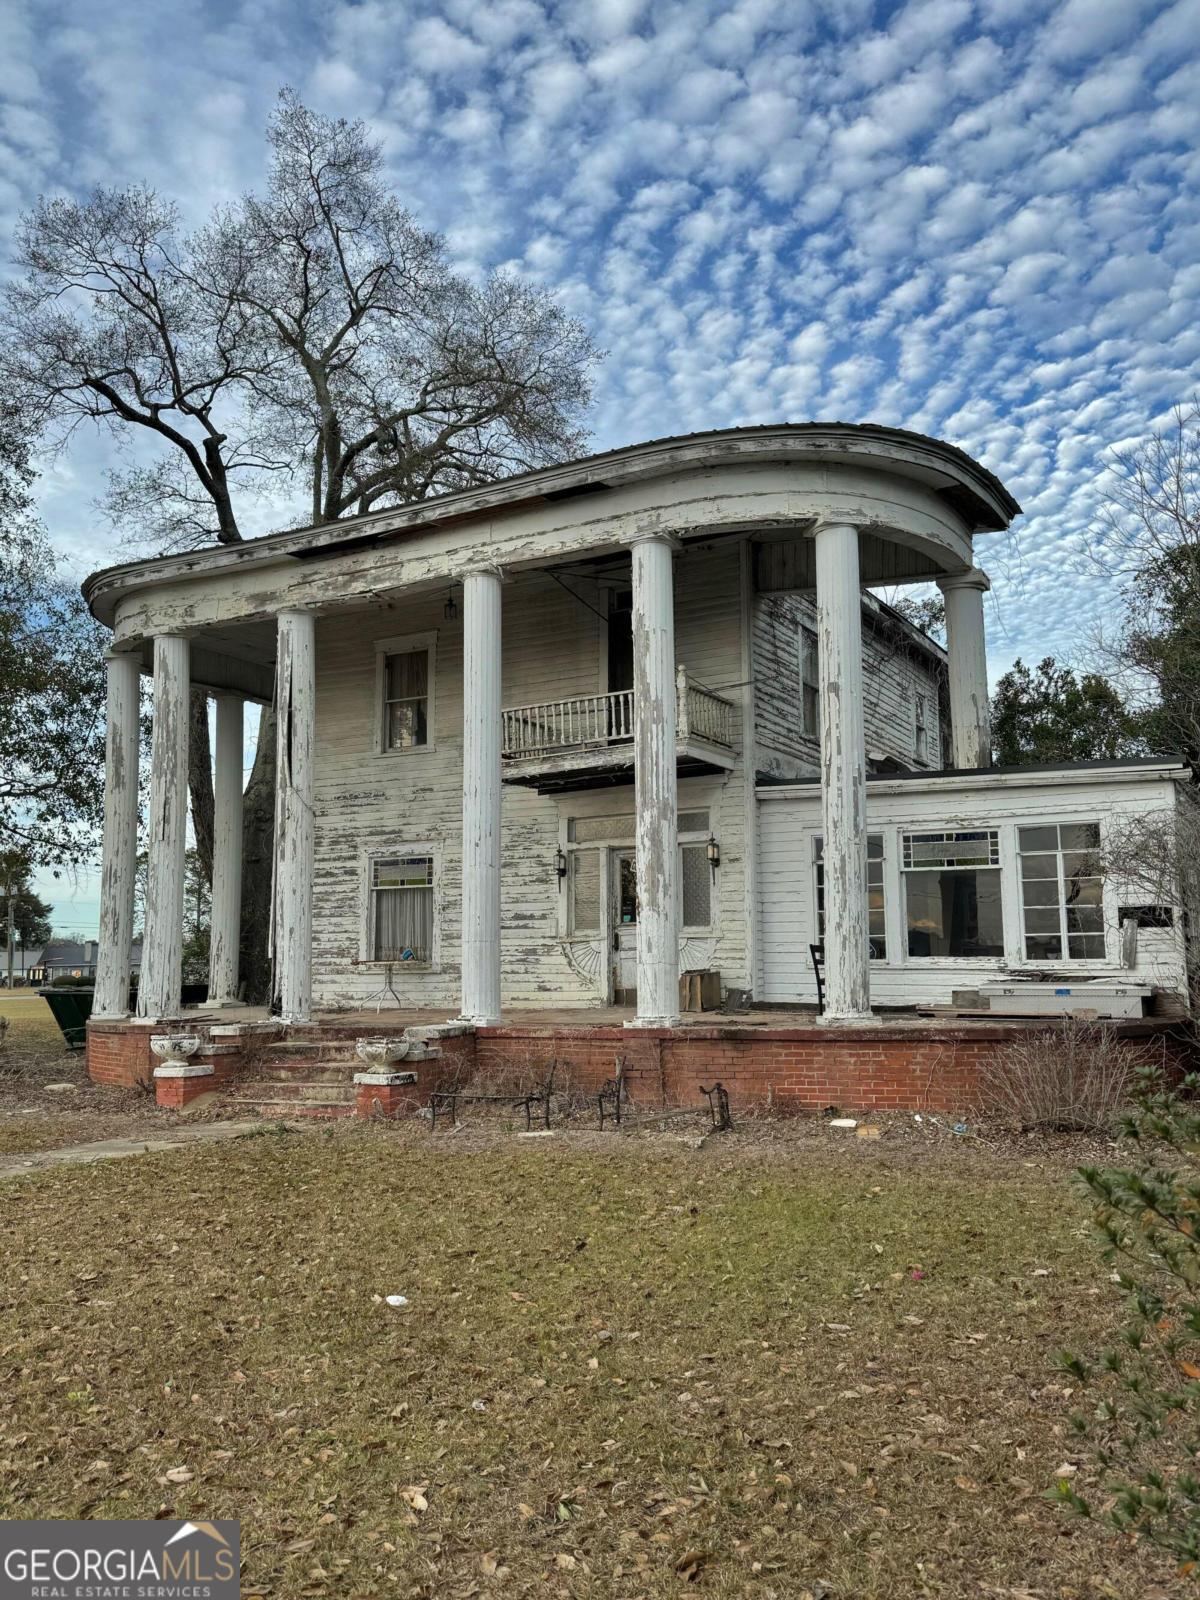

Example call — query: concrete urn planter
[149,1034,203,1067]
[355,1037,412,1069]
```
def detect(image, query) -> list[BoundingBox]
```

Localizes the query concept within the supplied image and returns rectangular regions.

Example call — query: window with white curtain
[374,632,436,754]
[370,856,435,963]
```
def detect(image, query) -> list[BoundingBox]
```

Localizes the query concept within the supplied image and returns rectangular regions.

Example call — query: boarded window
[1019,822,1105,961]
[815,834,887,959]
[371,856,434,962]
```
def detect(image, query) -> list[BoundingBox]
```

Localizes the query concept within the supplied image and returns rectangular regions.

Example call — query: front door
[611,847,638,1005]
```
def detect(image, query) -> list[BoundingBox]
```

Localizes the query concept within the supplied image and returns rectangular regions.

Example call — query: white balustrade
[501,675,733,759]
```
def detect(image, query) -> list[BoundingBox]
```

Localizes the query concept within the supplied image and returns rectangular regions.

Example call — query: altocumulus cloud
[3,0,1200,676]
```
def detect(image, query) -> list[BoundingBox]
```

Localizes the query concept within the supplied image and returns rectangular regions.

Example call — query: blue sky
[4,0,1200,935]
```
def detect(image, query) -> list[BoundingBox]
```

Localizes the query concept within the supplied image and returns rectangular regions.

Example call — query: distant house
[29,939,143,985]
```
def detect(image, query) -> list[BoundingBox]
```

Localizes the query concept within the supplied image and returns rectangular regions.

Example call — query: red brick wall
[86,1022,157,1088]
[476,1022,1192,1116]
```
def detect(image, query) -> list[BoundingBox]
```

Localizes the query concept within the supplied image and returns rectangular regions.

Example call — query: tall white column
[273,611,316,1023]
[815,523,872,1022]
[459,568,503,1024]
[137,635,190,1021]
[937,567,992,769]
[93,650,142,1018]
[207,693,244,1006]
[631,533,680,1027]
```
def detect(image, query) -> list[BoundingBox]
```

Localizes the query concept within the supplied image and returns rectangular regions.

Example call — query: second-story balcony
[501,666,738,794]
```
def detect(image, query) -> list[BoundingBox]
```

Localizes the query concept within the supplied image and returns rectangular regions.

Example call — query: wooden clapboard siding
[756,771,1190,1007]
[752,592,944,780]
[310,547,752,1010]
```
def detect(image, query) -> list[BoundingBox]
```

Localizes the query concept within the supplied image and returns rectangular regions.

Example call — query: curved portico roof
[83,421,1021,630]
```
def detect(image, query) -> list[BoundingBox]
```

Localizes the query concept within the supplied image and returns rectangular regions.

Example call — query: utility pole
[5,879,14,994]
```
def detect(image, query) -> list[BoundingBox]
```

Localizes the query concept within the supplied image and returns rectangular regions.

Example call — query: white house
[81,423,1194,1044]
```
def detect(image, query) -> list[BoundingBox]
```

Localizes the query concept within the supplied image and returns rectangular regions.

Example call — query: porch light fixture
[707,833,721,881]
[555,846,568,883]
[443,587,459,621]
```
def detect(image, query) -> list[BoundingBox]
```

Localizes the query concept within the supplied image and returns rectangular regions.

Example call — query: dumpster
[39,984,212,1050]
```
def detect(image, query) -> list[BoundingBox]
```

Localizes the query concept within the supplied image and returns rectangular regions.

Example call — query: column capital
[937,566,990,595]
[623,529,681,552]
[104,645,141,665]
[812,519,860,537]
[454,562,506,584]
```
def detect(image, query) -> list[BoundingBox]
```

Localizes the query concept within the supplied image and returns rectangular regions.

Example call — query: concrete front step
[242,1064,359,1084]
[242,1099,354,1120]
[223,1080,355,1104]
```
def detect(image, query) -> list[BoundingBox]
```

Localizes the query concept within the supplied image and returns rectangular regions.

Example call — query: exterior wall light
[707,833,721,881]
[555,847,568,882]
[444,588,459,621]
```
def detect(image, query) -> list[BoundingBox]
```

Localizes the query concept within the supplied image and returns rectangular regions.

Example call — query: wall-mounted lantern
[555,846,568,883]
[706,833,721,882]
[443,587,459,621]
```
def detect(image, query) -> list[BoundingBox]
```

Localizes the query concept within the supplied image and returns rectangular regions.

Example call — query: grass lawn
[0,1124,1172,1599]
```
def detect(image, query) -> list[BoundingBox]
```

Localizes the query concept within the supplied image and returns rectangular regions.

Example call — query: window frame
[813,832,889,960]
[1017,820,1108,965]
[559,805,716,938]
[914,690,929,765]
[799,623,820,740]
[361,843,441,970]
[900,827,1005,961]
[373,631,437,756]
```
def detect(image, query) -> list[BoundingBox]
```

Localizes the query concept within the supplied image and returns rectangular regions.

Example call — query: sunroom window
[815,834,887,959]
[1018,822,1105,961]
[903,829,1003,958]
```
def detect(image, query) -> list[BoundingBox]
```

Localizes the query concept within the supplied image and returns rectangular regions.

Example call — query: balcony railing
[502,667,735,760]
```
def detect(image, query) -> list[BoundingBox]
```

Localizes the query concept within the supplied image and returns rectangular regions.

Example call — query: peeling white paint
[459,568,503,1024]
[938,568,992,769]
[630,533,681,1026]
[93,650,141,1019]
[208,693,244,1005]
[815,524,872,1021]
[136,635,190,1021]
[273,611,316,1023]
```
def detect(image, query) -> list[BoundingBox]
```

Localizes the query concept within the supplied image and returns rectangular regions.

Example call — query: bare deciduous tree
[1,89,601,1000]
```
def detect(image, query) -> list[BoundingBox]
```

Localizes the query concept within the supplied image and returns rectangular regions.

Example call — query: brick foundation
[86,1014,1195,1120]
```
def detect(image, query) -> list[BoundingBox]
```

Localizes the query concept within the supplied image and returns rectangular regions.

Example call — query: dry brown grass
[0,1122,1177,1598]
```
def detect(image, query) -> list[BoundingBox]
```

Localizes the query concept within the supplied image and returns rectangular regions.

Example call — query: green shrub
[1059,1065,1200,1573]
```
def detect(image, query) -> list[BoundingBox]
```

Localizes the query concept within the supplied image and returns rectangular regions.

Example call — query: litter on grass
[385,1294,409,1308]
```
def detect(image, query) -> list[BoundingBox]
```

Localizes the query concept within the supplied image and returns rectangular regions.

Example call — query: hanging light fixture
[443,586,459,621]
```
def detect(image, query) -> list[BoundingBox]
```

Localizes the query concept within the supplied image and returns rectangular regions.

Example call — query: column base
[455,1013,500,1027]
[818,1011,881,1028]
[625,1014,682,1029]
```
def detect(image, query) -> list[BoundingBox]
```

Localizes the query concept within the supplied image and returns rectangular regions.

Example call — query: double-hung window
[815,834,887,958]
[914,692,929,764]
[1018,822,1105,961]
[370,856,435,963]
[375,634,435,753]
[903,829,1003,958]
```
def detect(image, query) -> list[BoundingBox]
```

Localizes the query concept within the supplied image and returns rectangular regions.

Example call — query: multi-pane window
[569,849,602,933]
[800,625,819,738]
[903,829,1003,958]
[382,648,430,750]
[564,810,713,933]
[371,856,434,962]
[815,834,887,959]
[1018,822,1105,961]
[681,844,711,927]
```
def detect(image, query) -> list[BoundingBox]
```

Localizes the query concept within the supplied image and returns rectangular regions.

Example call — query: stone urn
[355,1037,412,1069]
[149,1034,202,1067]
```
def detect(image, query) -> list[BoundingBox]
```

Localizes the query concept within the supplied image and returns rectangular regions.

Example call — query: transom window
[371,856,434,963]
[903,828,1003,958]
[1019,822,1105,961]
[815,834,887,959]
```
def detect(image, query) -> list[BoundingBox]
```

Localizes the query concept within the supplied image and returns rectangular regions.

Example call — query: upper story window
[914,692,929,764]
[1019,822,1105,961]
[375,633,436,754]
[903,829,1003,958]
[815,834,887,959]
[800,624,819,738]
